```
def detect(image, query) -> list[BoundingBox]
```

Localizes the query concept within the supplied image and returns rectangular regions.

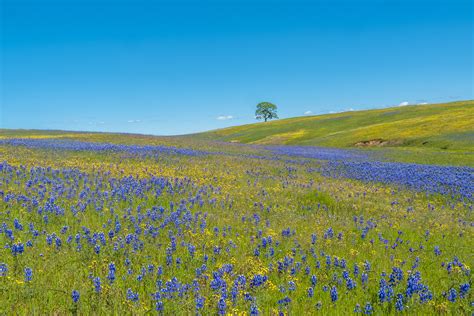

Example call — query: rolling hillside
[1,100,473,166]
[196,100,474,150]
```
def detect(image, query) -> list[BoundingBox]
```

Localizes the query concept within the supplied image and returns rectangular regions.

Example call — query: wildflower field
[0,132,472,315]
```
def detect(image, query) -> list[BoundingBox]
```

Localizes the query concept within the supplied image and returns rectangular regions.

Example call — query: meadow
[0,129,472,315]
[196,100,474,167]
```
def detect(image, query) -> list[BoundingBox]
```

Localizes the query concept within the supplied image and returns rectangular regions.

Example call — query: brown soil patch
[354,139,403,147]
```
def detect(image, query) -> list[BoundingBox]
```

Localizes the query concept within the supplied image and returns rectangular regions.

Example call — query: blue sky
[1,0,472,135]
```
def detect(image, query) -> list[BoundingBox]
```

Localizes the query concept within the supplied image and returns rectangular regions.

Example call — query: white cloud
[398,101,409,106]
[304,110,313,115]
[347,108,355,111]
[418,102,428,105]
[216,115,233,120]
[127,119,141,123]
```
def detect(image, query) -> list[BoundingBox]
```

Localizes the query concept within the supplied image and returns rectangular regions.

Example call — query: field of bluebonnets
[0,135,472,315]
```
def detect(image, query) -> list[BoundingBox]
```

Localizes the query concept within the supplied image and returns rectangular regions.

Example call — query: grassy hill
[1,100,473,166]
[196,100,474,151]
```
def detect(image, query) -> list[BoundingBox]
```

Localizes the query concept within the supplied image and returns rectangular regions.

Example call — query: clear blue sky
[1,0,472,135]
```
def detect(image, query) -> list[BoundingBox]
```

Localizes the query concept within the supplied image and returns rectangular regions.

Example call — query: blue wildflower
[93,277,101,293]
[217,297,226,315]
[447,288,457,302]
[0,263,7,276]
[72,290,80,303]
[250,304,259,315]
[156,300,164,311]
[354,303,362,313]
[459,283,470,298]
[126,288,139,302]
[364,302,373,314]
[330,286,338,302]
[395,294,404,311]
[24,267,33,282]
[196,296,205,310]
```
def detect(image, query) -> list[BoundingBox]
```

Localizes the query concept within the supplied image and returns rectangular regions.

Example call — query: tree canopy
[255,102,278,122]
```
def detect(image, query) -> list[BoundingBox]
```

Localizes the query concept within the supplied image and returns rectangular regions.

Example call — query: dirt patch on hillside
[354,139,403,147]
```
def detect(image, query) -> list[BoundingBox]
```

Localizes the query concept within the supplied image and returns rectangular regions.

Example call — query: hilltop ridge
[194,100,474,151]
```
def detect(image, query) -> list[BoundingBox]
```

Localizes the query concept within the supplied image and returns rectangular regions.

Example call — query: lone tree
[255,102,278,122]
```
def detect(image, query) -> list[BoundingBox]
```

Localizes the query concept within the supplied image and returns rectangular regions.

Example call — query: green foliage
[255,102,279,122]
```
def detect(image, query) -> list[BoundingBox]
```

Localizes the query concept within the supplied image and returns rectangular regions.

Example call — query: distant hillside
[195,100,474,150]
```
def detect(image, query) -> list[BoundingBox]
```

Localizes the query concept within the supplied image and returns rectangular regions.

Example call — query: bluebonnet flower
[378,279,393,302]
[244,292,253,301]
[126,288,139,302]
[326,255,331,268]
[389,267,403,285]
[354,264,360,277]
[459,283,470,298]
[107,263,116,283]
[250,274,267,287]
[364,260,371,272]
[196,296,205,310]
[395,294,404,311]
[250,304,259,315]
[72,290,80,303]
[217,297,226,315]
[14,219,23,230]
[405,271,433,303]
[447,288,457,302]
[412,257,420,270]
[156,301,164,311]
[361,273,368,285]
[288,281,296,291]
[278,296,291,305]
[330,286,338,302]
[419,287,433,303]
[346,277,356,290]
[24,267,33,282]
[93,277,101,293]
[188,244,196,257]
[0,263,7,276]
[354,303,362,313]
[11,243,25,256]
[364,302,373,314]
[324,227,334,239]
[5,229,14,240]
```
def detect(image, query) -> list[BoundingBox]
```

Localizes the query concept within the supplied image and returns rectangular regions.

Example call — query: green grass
[0,136,472,315]
[194,100,474,166]
[2,100,473,166]
[196,100,474,150]
[0,120,472,314]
